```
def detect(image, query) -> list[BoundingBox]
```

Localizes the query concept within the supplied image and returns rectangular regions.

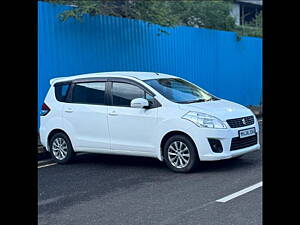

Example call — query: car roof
[50,71,177,85]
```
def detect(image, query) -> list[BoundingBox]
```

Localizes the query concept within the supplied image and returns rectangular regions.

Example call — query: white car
[39,71,260,172]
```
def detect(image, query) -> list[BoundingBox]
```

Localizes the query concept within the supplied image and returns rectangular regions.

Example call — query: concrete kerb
[37,134,51,161]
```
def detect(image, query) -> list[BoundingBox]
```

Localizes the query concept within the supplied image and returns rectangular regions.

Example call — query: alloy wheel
[52,137,68,160]
[167,141,190,169]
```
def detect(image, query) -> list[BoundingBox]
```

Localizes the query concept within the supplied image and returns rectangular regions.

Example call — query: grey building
[230,0,263,25]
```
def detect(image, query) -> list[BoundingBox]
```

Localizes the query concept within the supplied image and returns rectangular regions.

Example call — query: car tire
[163,135,200,173]
[49,132,75,164]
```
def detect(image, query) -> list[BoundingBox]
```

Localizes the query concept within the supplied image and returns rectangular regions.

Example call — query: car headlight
[182,111,227,129]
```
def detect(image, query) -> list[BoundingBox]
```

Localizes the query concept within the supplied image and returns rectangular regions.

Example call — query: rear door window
[72,82,106,105]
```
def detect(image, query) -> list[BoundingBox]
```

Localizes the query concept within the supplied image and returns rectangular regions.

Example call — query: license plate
[239,128,256,138]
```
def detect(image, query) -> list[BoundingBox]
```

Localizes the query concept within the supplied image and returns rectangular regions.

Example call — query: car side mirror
[130,98,149,109]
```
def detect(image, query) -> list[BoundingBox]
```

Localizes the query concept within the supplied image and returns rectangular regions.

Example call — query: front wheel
[163,135,200,173]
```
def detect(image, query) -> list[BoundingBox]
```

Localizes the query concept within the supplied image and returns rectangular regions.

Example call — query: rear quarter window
[55,84,70,102]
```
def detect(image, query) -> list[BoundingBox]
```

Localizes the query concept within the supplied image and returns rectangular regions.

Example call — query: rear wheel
[49,132,75,164]
[163,135,200,173]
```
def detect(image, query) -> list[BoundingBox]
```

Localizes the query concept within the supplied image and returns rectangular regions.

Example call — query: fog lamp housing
[208,139,223,153]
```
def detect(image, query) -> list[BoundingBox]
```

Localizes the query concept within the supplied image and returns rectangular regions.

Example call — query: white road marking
[216,181,262,203]
[38,163,57,169]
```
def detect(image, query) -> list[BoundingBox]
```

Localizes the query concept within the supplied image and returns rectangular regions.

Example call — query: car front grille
[230,134,258,151]
[226,116,254,128]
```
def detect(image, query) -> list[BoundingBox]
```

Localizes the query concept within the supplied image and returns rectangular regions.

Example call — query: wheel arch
[160,130,198,161]
[47,129,72,151]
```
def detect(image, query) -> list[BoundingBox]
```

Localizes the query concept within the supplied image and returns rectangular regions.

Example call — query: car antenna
[155,72,159,76]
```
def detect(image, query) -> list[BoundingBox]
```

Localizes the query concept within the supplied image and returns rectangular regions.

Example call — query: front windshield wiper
[178,99,206,104]
[178,98,217,104]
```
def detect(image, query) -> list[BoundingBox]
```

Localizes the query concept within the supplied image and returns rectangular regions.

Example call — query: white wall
[230,3,240,25]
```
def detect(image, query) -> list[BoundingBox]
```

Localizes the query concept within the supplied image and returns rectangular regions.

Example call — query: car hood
[178,99,253,121]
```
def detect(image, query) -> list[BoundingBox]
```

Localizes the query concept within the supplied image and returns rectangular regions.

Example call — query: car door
[107,80,159,153]
[62,80,110,152]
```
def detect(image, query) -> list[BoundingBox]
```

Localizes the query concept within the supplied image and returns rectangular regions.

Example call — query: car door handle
[65,108,73,113]
[108,111,118,116]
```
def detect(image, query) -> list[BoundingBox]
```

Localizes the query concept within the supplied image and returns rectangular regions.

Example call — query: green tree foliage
[42,0,261,38]
[248,10,262,28]
[182,0,236,31]
[235,10,263,38]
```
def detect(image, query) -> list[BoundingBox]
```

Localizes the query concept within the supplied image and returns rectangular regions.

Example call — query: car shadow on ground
[71,152,259,173]
[198,156,258,173]
[73,153,165,168]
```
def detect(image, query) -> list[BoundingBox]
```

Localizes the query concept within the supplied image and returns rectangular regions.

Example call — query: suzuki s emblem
[242,118,246,125]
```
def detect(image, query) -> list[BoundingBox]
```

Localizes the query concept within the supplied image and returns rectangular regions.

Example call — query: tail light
[40,103,51,116]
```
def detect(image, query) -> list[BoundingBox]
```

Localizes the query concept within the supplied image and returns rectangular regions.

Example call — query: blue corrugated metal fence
[38,2,262,127]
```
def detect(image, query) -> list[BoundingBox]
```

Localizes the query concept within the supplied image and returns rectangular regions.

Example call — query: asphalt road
[38,121,262,225]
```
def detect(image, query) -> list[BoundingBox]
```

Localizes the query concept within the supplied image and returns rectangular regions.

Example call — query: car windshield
[144,78,218,104]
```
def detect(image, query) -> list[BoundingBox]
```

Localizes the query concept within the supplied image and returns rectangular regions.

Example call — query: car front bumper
[199,143,260,161]
[190,121,260,161]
